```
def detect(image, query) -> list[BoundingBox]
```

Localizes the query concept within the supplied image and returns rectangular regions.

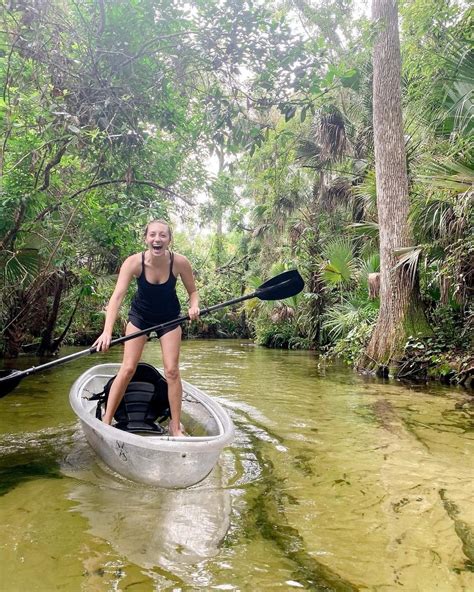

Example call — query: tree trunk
[214,148,225,269]
[50,291,82,354]
[368,272,380,299]
[308,203,326,347]
[38,272,65,355]
[3,291,28,358]
[358,0,430,375]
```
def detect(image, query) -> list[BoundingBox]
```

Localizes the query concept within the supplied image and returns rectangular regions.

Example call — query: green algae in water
[0,458,62,497]
[440,489,474,570]
[238,434,359,592]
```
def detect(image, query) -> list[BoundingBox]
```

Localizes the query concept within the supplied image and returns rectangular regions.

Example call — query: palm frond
[1,248,41,286]
[316,107,350,163]
[320,177,352,212]
[352,168,377,214]
[418,157,474,194]
[295,137,323,169]
[357,251,380,293]
[321,238,356,286]
[247,275,263,290]
[437,40,474,137]
[93,273,120,294]
[411,188,471,242]
[358,252,380,276]
[347,221,379,239]
[322,298,378,340]
[393,246,423,288]
[253,203,271,223]
[441,81,473,137]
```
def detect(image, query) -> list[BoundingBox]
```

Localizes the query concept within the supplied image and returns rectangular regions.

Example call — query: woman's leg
[102,322,148,425]
[159,325,184,436]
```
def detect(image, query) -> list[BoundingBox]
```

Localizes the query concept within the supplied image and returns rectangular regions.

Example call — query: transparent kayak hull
[69,364,234,488]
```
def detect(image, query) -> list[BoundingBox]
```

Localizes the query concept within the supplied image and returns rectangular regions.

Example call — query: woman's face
[145,222,171,257]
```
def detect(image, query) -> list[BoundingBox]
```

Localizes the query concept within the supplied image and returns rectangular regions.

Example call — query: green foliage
[1,249,40,287]
[255,315,308,350]
[400,334,460,383]
[429,304,470,349]
[321,238,357,287]
[357,251,380,290]
[0,0,323,353]
[322,297,379,341]
[330,322,374,365]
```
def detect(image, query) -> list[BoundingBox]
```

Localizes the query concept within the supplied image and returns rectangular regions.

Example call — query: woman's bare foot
[168,420,185,437]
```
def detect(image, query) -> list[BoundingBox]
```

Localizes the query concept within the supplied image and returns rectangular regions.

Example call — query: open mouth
[152,244,163,254]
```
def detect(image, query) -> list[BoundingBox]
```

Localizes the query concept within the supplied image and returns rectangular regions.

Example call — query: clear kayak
[69,363,234,488]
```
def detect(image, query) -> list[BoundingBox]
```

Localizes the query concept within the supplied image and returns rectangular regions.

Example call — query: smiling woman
[92,220,200,438]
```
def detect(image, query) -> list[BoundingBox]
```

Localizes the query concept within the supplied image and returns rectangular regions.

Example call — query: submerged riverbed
[0,340,473,591]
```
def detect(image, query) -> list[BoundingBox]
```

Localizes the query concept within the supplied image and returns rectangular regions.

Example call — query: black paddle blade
[256,269,304,301]
[0,369,24,398]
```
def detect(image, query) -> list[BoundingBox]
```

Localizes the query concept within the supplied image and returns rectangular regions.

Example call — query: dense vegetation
[1,0,472,387]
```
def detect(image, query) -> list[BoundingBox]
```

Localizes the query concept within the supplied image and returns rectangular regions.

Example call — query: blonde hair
[144,219,172,240]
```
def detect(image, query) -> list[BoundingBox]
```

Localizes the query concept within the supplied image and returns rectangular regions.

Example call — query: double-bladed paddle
[0,269,304,397]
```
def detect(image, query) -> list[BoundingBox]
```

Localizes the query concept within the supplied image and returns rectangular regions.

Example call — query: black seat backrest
[95,363,170,433]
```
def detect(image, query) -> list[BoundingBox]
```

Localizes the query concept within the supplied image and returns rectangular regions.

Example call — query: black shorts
[128,313,182,339]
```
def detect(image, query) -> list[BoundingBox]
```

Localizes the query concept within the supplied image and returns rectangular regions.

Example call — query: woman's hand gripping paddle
[0,269,304,397]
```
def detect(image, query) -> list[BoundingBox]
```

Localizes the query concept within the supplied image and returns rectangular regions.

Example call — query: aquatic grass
[0,458,62,497]
[239,433,359,592]
[293,453,315,477]
[0,430,70,496]
[439,489,474,571]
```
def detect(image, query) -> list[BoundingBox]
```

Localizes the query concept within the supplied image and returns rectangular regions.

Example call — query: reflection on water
[63,433,231,573]
[0,340,473,591]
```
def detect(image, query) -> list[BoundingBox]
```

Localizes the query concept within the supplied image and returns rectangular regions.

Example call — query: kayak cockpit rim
[71,366,230,446]
[69,362,235,487]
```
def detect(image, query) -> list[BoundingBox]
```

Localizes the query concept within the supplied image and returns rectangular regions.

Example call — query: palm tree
[358,0,432,375]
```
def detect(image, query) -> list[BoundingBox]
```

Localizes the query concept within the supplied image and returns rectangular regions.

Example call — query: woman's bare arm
[93,255,139,350]
[176,254,200,319]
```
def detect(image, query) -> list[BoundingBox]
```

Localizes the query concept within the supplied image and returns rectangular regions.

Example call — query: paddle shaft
[4,284,276,380]
[0,270,303,395]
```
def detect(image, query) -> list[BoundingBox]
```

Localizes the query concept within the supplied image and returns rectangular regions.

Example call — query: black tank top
[129,252,181,323]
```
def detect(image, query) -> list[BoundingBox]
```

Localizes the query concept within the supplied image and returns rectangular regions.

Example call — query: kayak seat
[114,382,162,433]
[92,363,170,434]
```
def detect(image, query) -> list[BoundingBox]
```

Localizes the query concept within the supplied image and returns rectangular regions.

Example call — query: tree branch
[0,198,27,251]
[96,0,105,36]
[38,141,70,191]
[32,178,194,224]
[117,30,200,68]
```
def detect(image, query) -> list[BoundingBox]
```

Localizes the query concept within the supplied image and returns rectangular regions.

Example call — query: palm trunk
[308,202,326,347]
[358,0,430,375]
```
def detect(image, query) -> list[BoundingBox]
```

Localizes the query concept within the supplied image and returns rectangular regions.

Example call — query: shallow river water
[0,340,473,591]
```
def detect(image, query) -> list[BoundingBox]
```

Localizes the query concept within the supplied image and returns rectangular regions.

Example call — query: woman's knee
[164,365,180,382]
[118,363,138,379]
